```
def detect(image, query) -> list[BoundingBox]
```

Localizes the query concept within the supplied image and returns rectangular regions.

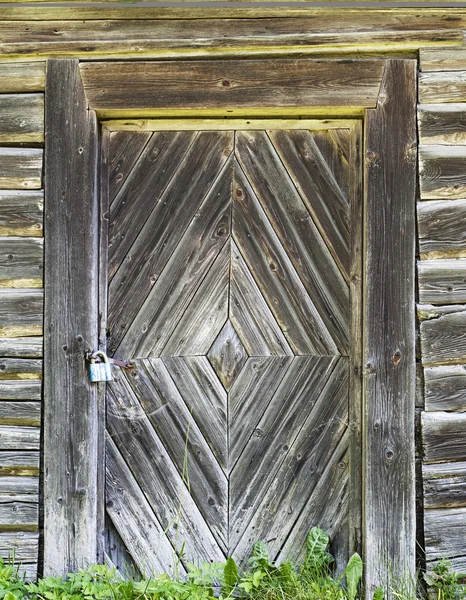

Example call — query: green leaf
[306,527,329,560]
[344,553,363,600]
[373,586,384,600]
[221,558,238,597]
[4,593,17,600]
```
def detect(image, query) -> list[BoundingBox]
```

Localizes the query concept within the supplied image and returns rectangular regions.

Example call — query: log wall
[419,48,466,572]
[0,64,44,579]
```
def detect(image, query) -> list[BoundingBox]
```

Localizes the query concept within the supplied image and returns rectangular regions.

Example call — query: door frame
[43,58,417,594]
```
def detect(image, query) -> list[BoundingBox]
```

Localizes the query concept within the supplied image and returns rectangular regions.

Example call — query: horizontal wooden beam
[0,530,38,562]
[0,192,43,238]
[0,403,40,427]
[0,94,43,143]
[418,259,466,304]
[0,238,43,287]
[0,380,41,400]
[418,104,466,146]
[0,451,39,477]
[424,507,466,566]
[0,62,45,93]
[423,461,466,509]
[0,149,42,191]
[424,365,466,412]
[420,48,466,72]
[0,425,40,451]
[81,59,384,117]
[418,199,466,259]
[419,145,466,199]
[423,411,466,463]
[419,71,466,104]
[0,290,43,338]
[420,305,466,365]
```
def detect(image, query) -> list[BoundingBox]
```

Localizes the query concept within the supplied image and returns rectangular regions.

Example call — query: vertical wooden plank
[43,59,99,575]
[364,59,417,595]
[348,121,363,557]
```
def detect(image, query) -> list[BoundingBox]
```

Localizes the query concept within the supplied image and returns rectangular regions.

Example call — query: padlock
[88,351,113,382]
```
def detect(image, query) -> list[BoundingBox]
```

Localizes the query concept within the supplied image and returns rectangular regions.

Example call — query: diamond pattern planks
[104,128,354,572]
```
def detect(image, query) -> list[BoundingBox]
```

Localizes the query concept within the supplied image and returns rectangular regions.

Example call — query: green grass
[0,528,464,600]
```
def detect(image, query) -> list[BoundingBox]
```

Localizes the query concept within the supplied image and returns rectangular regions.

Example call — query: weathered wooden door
[101,125,360,575]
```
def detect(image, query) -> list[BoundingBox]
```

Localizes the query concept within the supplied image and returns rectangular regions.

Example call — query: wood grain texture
[0,359,41,380]
[423,412,466,464]
[0,499,38,530]
[43,59,100,575]
[424,365,466,412]
[0,238,43,285]
[424,507,466,561]
[0,476,38,495]
[0,290,43,336]
[0,62,45,92]
[420,146,466,199]
[418,104,466,146]
[80,59,385,115]
[421,48,466,72]
[0,426,39,450]
[0,149,42,190]
[207,320,247,392]
[0,402,40,427]
[363,59,417,594]
[419,71,466,104]
[420,307,466,365]
[423,461,466,508]
[0,94,43,143]
[418,259,466,304]
[417,199,466,259]
[0,19,459,59]
[0,338,42,358]
[0,192,43,239]
[0,531,38,562]
[0,451,39,476]
[108,130,151,202]
[0,380,41,401]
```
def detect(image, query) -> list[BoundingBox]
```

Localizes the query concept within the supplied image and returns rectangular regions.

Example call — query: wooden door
[102,126,360,575]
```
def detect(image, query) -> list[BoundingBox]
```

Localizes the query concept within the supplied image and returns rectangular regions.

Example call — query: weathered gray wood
[418,104,466,146]
[0,402,40,427]
[420,307,466,365]
[106,435,183,577]
[80,59,385,115]
[0,451,39,476]
[107,132,233,355]
[108,131,151,203]
[232,358,348,562]
[0,62,45,93]
[422,412,466,464]
[233,161,337,355]
[0,380,41,401]
[121,359,228,549]
[44,59,100,575]
[230,356,337,548]
[161,241,229,357]
[0,531,38,562]
[420,49,466,72]
[0,290,43,337]
[0,237,43,285]
[162,356,227,470]
[229,356,292,468]
[0,94,44,143]
[0,426,39,450]
[312,129,350,199]
[417,302,466,322]
[420,146,466,199]
[0,18,461,59]
[207,320,247,392]
[363,60,417,594]
[0,191,43,238]
[117,154,231,359]
[0,476,38,495]
[0,149,42,190]
[418,199,466,259]
[230,241,293,356]
[424,507,466,561]
[236,130,349,354]
[106,370,225,565]
[0,499,38,530]
[424,365,466,412]
[423,461,466,509]
[0,337,42,358]
[419,71,466,104]
[418,259,466,304]
[267,129,350,279]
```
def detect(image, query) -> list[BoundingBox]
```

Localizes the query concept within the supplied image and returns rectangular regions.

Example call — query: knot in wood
[392,350,402,366]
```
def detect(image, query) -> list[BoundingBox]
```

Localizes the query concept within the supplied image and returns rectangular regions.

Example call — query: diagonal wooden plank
[161,241,230,357]
[232,160,337,356]
[207,320,247,392]
[107,131,233,355]
[229,355,338,548]
[106,368,226,564]
[275,433,349,570]
[108,131,151,204]
[163,356,227,471]
[108,130,198,280]
[120,359,228,550]
[116,154,232,358]
[231,357,349,560]
[237,131,349,353]
[229,355,293,470]
[230,240,293,357]
[106,434,184,578]
[312,129,351,202]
